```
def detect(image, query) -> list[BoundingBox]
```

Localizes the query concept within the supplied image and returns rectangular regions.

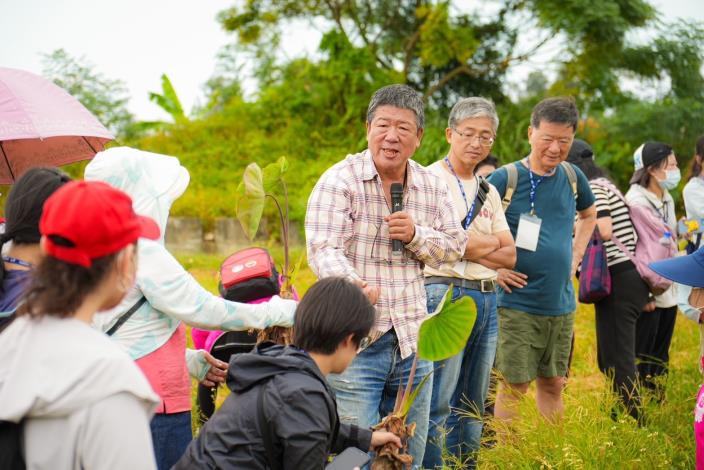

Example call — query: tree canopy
[39,2,704,230]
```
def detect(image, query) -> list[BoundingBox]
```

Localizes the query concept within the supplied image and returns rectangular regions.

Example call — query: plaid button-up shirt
[305,150,467,358]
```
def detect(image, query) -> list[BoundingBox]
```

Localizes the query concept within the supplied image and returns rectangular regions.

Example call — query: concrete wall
[165,217,300,254]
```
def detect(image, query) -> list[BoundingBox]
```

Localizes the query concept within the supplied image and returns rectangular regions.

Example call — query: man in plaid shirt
[305,84,467,466]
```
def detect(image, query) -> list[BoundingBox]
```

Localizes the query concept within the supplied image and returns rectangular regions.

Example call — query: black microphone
[390,183,404,253]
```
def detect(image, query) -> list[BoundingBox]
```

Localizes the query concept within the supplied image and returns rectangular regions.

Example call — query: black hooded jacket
[174,343,372,469]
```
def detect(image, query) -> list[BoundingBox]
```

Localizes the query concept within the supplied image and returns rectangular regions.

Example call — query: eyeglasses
[452,128,495,147]
[357,336,372,352]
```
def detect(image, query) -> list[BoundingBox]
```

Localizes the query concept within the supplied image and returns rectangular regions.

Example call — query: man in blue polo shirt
[488,97,596,425]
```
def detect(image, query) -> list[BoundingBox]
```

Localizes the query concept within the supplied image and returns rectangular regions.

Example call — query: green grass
[475,301,700,470]
[177,250,700,469]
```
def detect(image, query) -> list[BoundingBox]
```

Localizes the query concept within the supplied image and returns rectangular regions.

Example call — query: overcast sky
[2,0,702,122]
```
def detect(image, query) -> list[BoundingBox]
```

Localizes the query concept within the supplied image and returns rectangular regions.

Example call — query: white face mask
[657,168,681,190]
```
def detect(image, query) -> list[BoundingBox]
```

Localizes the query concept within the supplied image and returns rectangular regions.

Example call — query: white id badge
[515,213,541,252]
[451,260,468,277]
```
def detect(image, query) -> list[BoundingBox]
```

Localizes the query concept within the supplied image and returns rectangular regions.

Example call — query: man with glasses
[422,97,516,468]
[305,84,466,467]
[487,97,596,427]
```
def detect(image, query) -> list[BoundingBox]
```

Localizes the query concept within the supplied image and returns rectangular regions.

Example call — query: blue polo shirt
[488,161,595,316]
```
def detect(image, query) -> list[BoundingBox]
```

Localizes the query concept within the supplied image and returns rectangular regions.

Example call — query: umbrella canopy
[0,67,114,184]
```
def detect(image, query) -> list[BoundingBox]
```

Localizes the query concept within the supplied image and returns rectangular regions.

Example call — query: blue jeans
[422,284,498,469]
[150,411,192,470]
[328,329,433,469]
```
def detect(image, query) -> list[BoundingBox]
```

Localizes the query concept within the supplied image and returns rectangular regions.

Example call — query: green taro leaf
[235,163,266,240]
[262,156,288,192]
[417,287,477,362]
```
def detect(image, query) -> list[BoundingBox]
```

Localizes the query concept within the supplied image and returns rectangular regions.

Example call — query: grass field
[176,249,700,469]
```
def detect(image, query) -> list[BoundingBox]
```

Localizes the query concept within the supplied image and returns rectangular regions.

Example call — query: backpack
[193,247,289,424]
[0,420,25,470]
[591,179,675,295]
[500,161,578,211]
[218,247,280,302]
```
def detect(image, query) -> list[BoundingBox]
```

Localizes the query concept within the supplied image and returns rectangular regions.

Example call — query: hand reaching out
[369,429,402,450]
[200,351,228,388]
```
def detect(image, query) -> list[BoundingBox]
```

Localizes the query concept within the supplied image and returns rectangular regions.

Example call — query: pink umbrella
[0,67,114,184]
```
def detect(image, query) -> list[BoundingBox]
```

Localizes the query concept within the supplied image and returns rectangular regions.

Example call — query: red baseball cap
[40,180,160,267]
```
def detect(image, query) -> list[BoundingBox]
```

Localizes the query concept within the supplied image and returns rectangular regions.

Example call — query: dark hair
[293,277,375,354]
[0,167,70,280]
[18,250,119,319]
[475,154,499,174]
[367,84,425,129]
[570,156,608,181]
[2,168,70,245]
[688,134,704,181]
[565,140,608,181]
[634,157,669,188]
[530,97,579,131]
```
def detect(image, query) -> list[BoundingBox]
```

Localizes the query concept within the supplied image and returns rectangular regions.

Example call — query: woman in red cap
[0,181,162,470]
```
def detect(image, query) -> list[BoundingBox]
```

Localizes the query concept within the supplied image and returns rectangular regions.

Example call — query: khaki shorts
[496,307,575,384]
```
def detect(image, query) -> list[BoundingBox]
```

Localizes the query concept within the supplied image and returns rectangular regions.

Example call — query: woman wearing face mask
[626,141,680,400]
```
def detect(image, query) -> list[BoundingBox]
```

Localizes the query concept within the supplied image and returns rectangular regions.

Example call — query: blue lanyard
[526,158,555,215]
[444,156,477,229]
[2,256,32,268]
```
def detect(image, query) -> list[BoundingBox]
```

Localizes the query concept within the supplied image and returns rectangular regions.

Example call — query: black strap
[257,390,282,470]
[466,176,490,227]
[105,297,147,337]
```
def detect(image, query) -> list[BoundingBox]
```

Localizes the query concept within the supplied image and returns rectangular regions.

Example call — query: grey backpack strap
[501,163,518,212]
[560,161,578,199]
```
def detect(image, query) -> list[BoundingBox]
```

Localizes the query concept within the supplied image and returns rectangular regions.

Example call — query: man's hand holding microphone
[386,182,415,248]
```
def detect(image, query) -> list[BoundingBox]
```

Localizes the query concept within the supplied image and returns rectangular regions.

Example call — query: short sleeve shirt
[424,160,510,281]
[591,182,637,267]
[488,161,595,315]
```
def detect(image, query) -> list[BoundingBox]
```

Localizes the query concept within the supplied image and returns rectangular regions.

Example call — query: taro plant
[235,156,296,343]
[371,287,477,470]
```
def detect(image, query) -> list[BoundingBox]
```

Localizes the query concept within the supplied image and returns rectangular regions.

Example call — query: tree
[41,49,135,137]
[216,0,679,110]
[197,43,245,114]
[133,74,191,133]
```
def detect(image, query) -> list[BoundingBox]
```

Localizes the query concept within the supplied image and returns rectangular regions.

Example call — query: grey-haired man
[305,84,467,466]
[423,97,516,468]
